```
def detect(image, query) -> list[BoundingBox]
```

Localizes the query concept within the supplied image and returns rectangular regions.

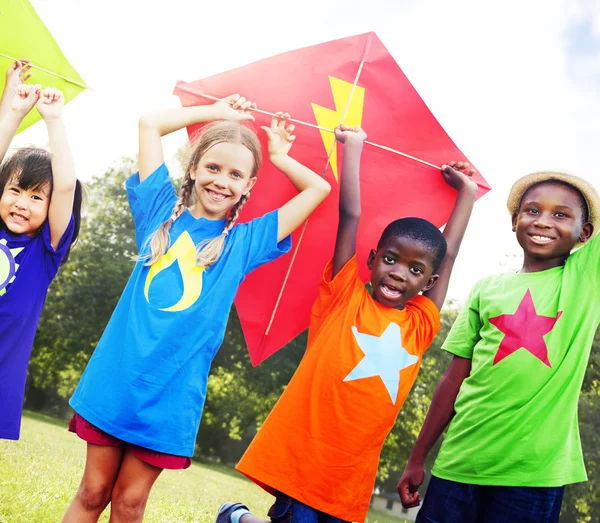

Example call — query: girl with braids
[64,95,331,523]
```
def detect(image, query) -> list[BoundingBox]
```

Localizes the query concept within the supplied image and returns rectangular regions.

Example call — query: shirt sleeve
[441,279,484,359]
[571,231,600,296]
[125,163,178,251]
[407,295,441,354]
[41,215,75,279]
[311,255,365,318]
[236,209,292,275]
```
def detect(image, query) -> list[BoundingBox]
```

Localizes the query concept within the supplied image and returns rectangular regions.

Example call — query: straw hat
[507,171,600,239]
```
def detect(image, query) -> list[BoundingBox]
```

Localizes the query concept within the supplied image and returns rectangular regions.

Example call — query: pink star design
[489,289,561,367]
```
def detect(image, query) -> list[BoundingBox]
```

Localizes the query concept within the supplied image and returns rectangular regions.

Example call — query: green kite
[0,0,86,133]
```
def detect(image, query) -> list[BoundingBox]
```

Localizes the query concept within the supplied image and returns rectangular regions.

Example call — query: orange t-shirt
[236,256,440,522]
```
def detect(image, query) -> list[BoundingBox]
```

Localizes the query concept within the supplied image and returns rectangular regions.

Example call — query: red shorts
[68,413,191,470]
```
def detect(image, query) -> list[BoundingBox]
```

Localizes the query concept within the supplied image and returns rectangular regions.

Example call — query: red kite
[174,32,491,366]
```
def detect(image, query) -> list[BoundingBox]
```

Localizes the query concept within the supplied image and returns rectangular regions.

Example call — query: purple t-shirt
[0,218,74,440]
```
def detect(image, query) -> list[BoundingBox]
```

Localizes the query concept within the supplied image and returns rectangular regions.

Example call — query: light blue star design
[343,323,419,404]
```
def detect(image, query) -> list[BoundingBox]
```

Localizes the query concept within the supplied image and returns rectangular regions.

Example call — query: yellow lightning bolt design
[311,76,365,181]
[144,231,204,312]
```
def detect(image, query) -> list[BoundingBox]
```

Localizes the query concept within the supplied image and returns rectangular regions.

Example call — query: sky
[9,0,600,303]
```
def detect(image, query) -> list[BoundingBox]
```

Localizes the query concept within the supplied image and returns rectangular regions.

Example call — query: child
[217,125,478,523]
[63,96,331,522]
[0,64,82,441]
[398,171,599,522]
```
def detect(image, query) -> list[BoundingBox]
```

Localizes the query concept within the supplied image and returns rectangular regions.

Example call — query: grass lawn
[0,411,409,523]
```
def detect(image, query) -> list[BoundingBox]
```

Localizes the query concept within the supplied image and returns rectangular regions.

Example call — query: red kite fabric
[174,32,491,366]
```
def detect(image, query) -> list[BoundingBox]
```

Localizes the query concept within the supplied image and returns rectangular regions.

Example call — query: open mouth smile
[206,189,229,203]
[380,283,403,300]
[9,212,28,223]
[528,234,555,245]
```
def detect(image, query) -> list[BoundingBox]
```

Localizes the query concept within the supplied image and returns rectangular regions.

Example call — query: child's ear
[511,212,518,232]
[579,221,594,243]
[367,249,377,269]
[244,176,257,195]
[422,274,439,293]
[190,167,196,181]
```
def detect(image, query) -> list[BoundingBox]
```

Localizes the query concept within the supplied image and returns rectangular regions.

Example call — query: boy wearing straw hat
[398,171,600,522]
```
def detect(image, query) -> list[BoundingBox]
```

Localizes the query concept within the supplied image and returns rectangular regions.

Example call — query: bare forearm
[270,153,330,195]
[339,138,363,218]
[45,118,77,192]
[0,110,24,162]
[408,371,464,464]
[442,186,477,260]
[139,105,224,137]
[0,87,17,122]
[424,186,476,309]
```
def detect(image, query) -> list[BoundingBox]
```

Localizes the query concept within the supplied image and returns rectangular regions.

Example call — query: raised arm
[138,95,255,182]
[0,60,32,122]
[36,88,78,249]
[0,83,39,164]
[261,114,331,242]
[397,355,472,508]
[423,162,478,310]
[331,125,367,278]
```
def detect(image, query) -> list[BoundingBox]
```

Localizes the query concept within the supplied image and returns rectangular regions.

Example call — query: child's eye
[9,187,19,194]
[554,212,566,218]
[207,164,218,172]
[383,256,395,264]
[410,267,423,275]
[527,208,539,214]
[230,171,242,179]
[32,195,43,201]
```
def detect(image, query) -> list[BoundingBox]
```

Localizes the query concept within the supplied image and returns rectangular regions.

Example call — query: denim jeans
[268,492,350,523]
[416,475,564,523]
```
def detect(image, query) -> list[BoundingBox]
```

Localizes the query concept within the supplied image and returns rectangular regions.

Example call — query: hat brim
[507,171,600,243]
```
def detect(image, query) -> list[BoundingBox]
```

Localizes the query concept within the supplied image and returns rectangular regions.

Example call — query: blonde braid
[196,191,251,267]
[143,175,195,266]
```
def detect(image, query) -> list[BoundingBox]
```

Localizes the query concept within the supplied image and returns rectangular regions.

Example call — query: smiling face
[0,176,50,235]
[189,141,257,220]
[368,236,438,309]
[513,181,593,271]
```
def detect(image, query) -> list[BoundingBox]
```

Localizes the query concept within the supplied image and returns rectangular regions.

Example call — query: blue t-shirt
[0,218,75,440]
[70,163,292,456]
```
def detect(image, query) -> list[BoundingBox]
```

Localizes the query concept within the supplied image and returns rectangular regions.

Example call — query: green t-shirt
[432,232,600,487]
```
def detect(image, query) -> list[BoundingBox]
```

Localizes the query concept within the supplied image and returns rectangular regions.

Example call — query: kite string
[0,52,87,90]
[178,87,440,171]
[263,60,366,337]
[0,52,438,170]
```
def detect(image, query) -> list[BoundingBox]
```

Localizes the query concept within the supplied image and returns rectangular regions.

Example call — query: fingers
[228,94,253,111]
[260,125,273,138]
[18,83,40,99]
[20,62,33,82]
[224,94,256,121]
[271,111,288,129]
[39,87,59,103]
[271,112,295,142]
[443,161,477,175]
[397,479,421,509]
